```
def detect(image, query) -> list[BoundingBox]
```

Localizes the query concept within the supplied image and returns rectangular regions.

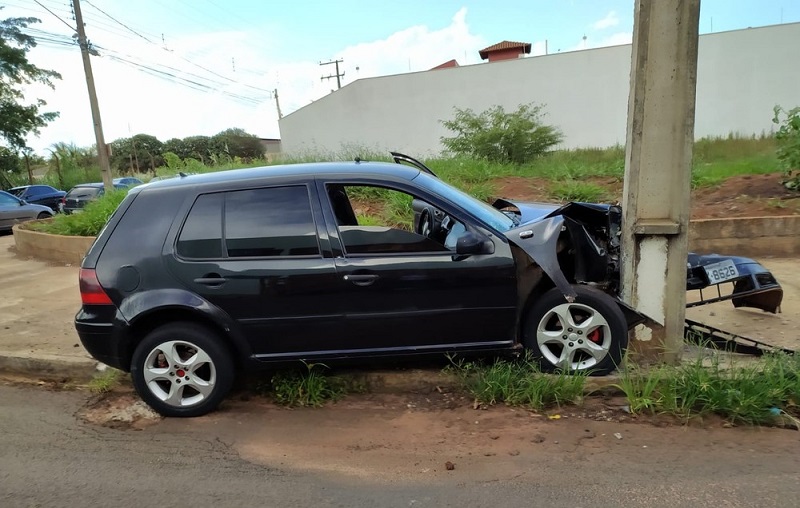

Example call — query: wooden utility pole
[72,0,113,191]
[23,151,32,185]
[320,59,344,90]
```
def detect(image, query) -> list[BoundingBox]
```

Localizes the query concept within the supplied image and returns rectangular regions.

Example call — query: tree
[440,103,563,164]
[110,134,164,173]
[212,127,264,160]
[0,9,61,150]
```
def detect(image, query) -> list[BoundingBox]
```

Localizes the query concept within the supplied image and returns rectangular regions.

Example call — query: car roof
[139,161,420,192]
[70,183,105,188]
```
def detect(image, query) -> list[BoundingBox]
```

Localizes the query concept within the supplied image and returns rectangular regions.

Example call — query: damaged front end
[686,253,783,313]
[493,198,787,355]
[494,199,641,327]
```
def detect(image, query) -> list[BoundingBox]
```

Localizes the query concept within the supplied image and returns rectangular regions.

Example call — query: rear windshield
[66,187,101,199]
[9,188,25,197]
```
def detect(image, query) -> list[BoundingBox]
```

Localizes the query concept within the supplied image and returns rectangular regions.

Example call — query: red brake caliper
[588,329,602,343]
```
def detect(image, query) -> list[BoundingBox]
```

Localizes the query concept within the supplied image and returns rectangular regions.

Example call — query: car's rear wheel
[522,285,627,375]
[36,212,50,220]
[131,322,234,417]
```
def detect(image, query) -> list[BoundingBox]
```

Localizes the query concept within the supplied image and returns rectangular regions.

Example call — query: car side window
[177,193,223,259]
[224,186,319,258]
[0,193,18,206]
[326,184,455,256]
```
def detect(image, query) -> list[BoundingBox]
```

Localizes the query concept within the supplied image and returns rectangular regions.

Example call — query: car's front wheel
[523,285,628,375]
[131,322,234,417]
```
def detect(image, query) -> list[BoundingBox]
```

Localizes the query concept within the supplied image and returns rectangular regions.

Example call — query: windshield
[413,172,516,232]
[9,188,25,197]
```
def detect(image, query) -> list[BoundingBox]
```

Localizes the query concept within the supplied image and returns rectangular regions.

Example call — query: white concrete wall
[279,23,800,155]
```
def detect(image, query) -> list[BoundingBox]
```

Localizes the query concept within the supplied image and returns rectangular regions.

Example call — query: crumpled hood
[492,198,615,225]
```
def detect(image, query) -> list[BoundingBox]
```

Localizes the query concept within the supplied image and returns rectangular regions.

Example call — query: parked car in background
[0,190,54,232]
[113,177,143,187]
[8,185,66,212]
[61,182,128,214]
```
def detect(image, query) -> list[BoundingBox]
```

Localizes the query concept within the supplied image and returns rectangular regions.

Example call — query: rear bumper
[75,307,131,371]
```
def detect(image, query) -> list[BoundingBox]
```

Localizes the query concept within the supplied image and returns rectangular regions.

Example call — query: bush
[28,190,127,236]
[773,105,800,190]
[440,103,563,164]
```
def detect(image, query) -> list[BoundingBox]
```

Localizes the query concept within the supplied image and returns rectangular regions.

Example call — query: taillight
[79,268,113,305]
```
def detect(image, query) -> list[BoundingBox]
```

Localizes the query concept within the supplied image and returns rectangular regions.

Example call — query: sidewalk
[1,232,798,386]
[0,233,98,382]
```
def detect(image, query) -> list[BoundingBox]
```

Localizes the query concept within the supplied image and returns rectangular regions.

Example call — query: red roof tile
[478,40,532,59]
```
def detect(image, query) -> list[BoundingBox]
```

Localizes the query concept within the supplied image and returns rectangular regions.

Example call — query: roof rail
[390,151,437,177]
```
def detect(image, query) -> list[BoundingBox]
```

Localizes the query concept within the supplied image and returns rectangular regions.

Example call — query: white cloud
[593,11,620,30]
[12,6,486,155]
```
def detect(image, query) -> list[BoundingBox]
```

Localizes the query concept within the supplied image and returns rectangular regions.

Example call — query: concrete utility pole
[274,88,283,119]
[320,59,344,90]
[621,0,701,363]
[72,0,113,191]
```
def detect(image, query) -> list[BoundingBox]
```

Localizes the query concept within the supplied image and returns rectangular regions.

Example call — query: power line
[31,0,76,33]
[82,1,274,94]
[83,0,155,44]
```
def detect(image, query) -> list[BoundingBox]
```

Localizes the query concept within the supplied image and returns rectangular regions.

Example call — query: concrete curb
[0,352,99,384]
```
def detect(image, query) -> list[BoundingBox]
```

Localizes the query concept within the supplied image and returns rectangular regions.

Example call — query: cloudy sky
[3,0,798,153]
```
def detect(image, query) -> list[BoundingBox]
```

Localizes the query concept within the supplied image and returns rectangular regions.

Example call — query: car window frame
[316,178,478,259]
[174,183,325,262]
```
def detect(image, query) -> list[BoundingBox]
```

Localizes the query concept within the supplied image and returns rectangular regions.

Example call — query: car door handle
[343,274,379,286]
[194,274,227,286]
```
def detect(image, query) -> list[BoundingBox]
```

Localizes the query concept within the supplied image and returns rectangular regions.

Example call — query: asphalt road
[2,384,800,508]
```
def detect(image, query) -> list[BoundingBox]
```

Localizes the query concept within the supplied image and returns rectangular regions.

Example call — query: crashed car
[74,152,782,417]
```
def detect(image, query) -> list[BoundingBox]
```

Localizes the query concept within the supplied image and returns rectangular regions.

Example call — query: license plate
[703,260,739,284]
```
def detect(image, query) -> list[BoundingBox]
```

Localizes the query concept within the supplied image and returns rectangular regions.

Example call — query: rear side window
[67,187,101,199]
[177,193,223,259]
[224,186,319,258]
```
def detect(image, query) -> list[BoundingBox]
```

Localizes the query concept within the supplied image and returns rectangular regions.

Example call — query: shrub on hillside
[440,103,563,164]
[773,105,800,191]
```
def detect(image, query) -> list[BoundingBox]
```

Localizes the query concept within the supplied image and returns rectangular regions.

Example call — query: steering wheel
[418,209,437,238]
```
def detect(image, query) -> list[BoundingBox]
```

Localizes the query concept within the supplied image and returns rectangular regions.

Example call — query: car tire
[36,212,50,220]
[130,322,234,417]
[522,285,628,376]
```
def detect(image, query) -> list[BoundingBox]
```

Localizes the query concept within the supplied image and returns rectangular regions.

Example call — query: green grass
[27,190,127,236]
[268,362,345,407]
[548,179,608,202]
[88,368,123,394]
[446,354,587,410]
[615,351,800,425]
[691,135,779,188]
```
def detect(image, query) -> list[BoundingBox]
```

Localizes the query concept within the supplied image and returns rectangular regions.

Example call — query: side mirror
[455,232,493,255]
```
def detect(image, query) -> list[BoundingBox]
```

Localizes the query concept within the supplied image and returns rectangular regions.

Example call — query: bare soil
[491,172,800,219]
[83,388,800,484]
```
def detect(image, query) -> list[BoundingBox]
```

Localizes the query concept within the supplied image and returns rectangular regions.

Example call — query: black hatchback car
[62,182,128,214]
[8,184,65,212]
[76,154,643,417]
